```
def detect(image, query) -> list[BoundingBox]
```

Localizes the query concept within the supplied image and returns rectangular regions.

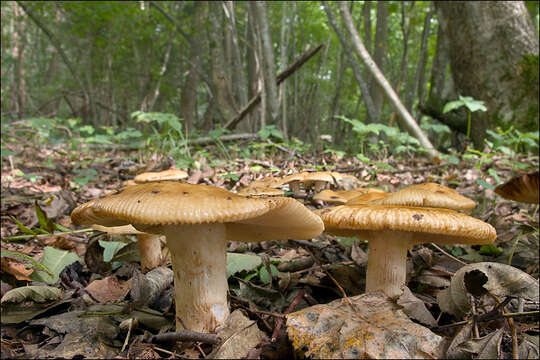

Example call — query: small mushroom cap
[370,183,476,210]
[237,186,284,197]
[316,204,496,245]
[281,172,308,184]
[248,177,286,189]
[346,192,391,205]
[337,188,386,201]
[72,182,323,242]
[494,171,539,204]
[134,169,188,183]
[303,171,340,183]
[313,190,348,204]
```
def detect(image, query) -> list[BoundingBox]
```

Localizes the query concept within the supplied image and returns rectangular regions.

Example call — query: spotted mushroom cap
[71,181,323,242]
[316,204,496,245]
[494,171,539,204]
[313,190,348,204]
[370,183,476,210]
[134,169,188,183]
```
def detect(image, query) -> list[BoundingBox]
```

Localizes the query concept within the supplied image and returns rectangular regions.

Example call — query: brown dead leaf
[286,292,443,359]
[85,276,131,303]
[1,257,34,281]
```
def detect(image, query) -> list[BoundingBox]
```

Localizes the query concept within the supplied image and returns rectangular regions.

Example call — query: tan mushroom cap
[281,172,308,184]
[494,171,539,204]
[237,186,284,197]
[313,190,348,204]
[337,188,386,201]
[248,176,286,189]
[317,204,496,245]
[346,192,391,205]
[134,169,188,183]
[370,183,476,210]
[72,181,323,241]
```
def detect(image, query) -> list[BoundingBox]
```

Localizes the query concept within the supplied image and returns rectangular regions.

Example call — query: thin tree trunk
[12,2,26,119]
[279,2,291,139]
[208,2,238,124]
[362,2,372,55]
[251,1,279,126]
[180,1,202,134]
[368,1,389,122]
[338,1,437,157]
[246,6,259,132]
[323,2,377,123]
[149,41,172,111]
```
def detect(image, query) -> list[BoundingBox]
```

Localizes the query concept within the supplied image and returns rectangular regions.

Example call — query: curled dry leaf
[84,276,131,303]
[286,292,443,359]
[437,262,539,318]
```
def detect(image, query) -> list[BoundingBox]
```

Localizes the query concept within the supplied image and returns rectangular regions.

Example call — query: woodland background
[0,1,539,359]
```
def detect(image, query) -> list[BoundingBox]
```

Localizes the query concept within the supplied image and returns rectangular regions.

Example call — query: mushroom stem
[162,223,229,333]
[365,231,412,297]
[137,234,162,273]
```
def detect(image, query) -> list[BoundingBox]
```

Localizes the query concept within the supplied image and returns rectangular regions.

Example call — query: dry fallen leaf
[286,292,443,359]
[1,257,34,281]
[84,276,131,303]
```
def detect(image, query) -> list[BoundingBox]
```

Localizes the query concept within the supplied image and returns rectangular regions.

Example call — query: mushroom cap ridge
[317,204,496,245]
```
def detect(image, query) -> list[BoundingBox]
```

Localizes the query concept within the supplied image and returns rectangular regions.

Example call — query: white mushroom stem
[289,181,301,195]
[313,181,327,193]
[365,231,413,298]
[160,223,229,333]
[137,234,162,273]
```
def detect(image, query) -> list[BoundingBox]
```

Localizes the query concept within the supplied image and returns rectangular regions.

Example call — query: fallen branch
[225,44,324,130]
[148,330,220,345]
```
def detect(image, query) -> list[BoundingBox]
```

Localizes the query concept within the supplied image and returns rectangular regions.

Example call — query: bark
[246,5,260,132]
[148,41,172,111]
[338,1,437,157]
[208,2,238,124]
[11,2,26,119]
[323,2,377,123]
[180,1,203,133]
[436,1,539,147]
[362,2,372,55]
[279,2,291,139]
[427,9,451,107]
[251,1,279,126]
[406,5,434,114]
[369,1,389,122]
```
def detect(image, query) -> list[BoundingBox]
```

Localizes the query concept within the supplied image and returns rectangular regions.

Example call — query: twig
[293,261,355,275]
[2,228,94,242]
[271,289,306,342]
[148,330,220,345]
[428,243,468,265]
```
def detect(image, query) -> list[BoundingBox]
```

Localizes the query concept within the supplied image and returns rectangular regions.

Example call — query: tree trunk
[362,2,372,55]
[338,1,437,158]
[246,5,260,132]
[180,1,203,134]
[12,2,26,119]
[368,1,389,122]
[436,1,539,147]
[279,2,291,139]
[251,1,279,127]
[207,2,238,125]
[323,2,377,123]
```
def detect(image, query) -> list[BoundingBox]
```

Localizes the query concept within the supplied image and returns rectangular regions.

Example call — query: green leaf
[476,178,494,190]
[219,173,239,181]
[1,251,53,277]
[442,100,464,113]
[35,201,54,234]
[1,286,62,304]
[99,240,129,262]
[30,247,79,284]
[10,216,37,235]
[479,245,503,256]
[259,264,279,284]
[226,253,262,278]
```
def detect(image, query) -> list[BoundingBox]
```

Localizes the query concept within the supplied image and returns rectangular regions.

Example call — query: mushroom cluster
[72,181,323,333]
[316,183,497,297]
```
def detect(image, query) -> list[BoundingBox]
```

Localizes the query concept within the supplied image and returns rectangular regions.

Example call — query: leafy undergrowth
[1,136,538,359]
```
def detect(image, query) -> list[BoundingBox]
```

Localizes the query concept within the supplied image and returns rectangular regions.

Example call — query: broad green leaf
[1,286,62,304]
[30,247,79,284]
[226,253,262,278]
[476,178,495,190]
[99,240,129,262]
[259,264,279,284]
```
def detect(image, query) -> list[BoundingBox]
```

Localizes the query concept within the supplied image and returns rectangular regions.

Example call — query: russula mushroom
[282,172,308,195]
[92,224,163,273]
[303,171,342,193]
[317,204,496,297]
[134,169,188,183]
[370,182,476,211]
[237,186,284,197]
[72,181,323,332]
[494,171,539,204]
[313,189,348,205]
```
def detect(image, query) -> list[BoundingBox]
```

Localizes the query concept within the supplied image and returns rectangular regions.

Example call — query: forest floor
[1,136,538,359]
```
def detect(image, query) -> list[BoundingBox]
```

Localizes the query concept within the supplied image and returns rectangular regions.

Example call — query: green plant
[443,95,487,139]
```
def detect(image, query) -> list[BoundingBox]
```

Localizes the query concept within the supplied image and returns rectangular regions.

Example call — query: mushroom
[313,188,387,205]
[370,182,476,211]
[92,224,163,273]
[494,171,539,204]
[72,181,323,332]
[346,191,391,205]
[303,171,342,193]
[317,204,496,297]
[237,186,284,197]
[281,172,308,195]
[313,189,348,205]
[134,169,188,183]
